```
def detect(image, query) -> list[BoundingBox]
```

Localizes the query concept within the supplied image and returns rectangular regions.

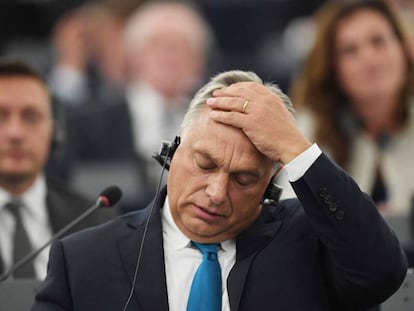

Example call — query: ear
[49,95,66,154]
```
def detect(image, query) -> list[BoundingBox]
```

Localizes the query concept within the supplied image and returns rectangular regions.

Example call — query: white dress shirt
[126,83,187,187]
[48,65,88,105]
[162,144,321,310]
[0,175,53,279]
[162,198,235,311]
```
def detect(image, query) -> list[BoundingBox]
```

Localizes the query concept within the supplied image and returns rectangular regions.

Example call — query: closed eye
[193,155,216,171]
[232,173,259,187]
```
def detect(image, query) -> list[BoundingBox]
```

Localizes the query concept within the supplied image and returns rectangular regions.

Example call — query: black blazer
[61,101,157,212]
[32,154,407,310]
[65,100,136,161]
[0,178,117,276]
[45,177,117,235]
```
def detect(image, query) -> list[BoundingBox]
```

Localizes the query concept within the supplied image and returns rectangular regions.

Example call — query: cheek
[337,57,357,84]
[336,58,364,98]
[229,191,264,224]
[33,127,53,156]
[181,49,199,70]
[0,133,7,146]
[168,153,202,199]
[388,48,407,82]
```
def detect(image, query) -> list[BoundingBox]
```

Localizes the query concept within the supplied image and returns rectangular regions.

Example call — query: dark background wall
[0,0,327,91]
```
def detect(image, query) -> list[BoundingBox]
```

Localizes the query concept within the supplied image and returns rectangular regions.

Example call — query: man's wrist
[283,143,322,182]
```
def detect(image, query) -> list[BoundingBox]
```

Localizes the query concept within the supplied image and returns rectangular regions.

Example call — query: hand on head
[207,82,312,165]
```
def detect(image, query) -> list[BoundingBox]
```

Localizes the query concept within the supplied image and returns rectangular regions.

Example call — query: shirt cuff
[283,143,322,182]
[48,65,87,104]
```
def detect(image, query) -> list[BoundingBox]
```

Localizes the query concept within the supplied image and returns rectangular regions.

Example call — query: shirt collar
[0,175,47,220]
[162,195,191,251]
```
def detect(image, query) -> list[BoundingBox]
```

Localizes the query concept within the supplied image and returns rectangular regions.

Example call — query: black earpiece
[261,179,283,206]
[50,95,66,154]
[152,136,181,170]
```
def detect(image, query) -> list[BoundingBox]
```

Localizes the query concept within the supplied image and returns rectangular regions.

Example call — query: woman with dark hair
[290,0,414,217]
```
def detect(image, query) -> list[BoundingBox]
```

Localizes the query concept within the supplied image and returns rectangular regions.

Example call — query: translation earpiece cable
[121,148,171,311]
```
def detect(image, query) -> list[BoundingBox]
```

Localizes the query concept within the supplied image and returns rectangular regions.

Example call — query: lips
[2,149,27,159]
[192,204,224,222]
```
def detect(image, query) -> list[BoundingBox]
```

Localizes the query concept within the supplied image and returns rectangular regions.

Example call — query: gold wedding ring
[242,100,249,113]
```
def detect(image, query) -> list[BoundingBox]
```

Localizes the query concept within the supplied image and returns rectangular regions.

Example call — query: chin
[184,223,221,240]
[0,170,33,183]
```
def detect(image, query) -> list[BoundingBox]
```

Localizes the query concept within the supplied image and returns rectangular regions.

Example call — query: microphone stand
[0,197,107,282]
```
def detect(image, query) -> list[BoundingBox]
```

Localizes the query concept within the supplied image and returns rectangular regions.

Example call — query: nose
[205,172,229,206]
[360,43,379,62]
[5,117,25,140]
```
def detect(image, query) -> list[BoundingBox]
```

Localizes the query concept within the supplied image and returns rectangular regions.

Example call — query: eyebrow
[194,149,263,177]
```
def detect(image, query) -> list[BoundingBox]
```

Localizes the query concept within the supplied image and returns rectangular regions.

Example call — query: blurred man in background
[48,0,146,107]
[64,1,214,212]
[0,60,116,280]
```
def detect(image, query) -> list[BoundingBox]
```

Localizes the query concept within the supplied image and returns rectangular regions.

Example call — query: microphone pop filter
[99,186,122,207]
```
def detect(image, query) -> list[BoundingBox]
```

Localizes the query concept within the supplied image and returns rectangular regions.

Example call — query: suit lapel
[117,189,169,310]
[46,189,71,233]
[228,204,284,311]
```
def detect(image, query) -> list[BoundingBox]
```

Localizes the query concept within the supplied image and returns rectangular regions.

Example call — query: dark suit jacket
[45,177,118,235]
[0,177,117,277]
[65,99,136,161]
[60,101,157,212]
[32,154,407,310]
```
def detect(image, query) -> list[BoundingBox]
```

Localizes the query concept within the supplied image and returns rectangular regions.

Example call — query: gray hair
[181,70,295,128]
[123,1,214,57]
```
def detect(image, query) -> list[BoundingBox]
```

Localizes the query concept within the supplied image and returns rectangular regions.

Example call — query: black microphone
[0,186,122,282]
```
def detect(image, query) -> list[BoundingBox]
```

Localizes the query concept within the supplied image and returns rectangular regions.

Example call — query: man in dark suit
[0,60,116,280]
[32,70,407,310]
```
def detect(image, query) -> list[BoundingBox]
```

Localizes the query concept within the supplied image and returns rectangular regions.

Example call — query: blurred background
[0,3,413,308]
[0,0,327,93]
[0,0,329,209]
[1,0,413,250]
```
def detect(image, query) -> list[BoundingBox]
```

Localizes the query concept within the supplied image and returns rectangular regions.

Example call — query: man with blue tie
[32,70,407,310]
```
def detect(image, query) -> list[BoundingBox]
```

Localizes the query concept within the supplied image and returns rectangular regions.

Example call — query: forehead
[182,108,271,167]
[0,76,50,109]
[335,9,393,41]
[130,6,203,51]
[142,6,201,33]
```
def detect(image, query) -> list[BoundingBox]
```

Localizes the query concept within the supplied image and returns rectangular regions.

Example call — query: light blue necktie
[187,242,222,311]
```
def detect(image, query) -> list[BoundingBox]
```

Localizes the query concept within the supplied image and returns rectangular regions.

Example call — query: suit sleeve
[291,153,408,308]
[31,240,73,311]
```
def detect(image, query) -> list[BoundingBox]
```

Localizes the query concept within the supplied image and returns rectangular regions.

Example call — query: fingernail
[206,98,215,105]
